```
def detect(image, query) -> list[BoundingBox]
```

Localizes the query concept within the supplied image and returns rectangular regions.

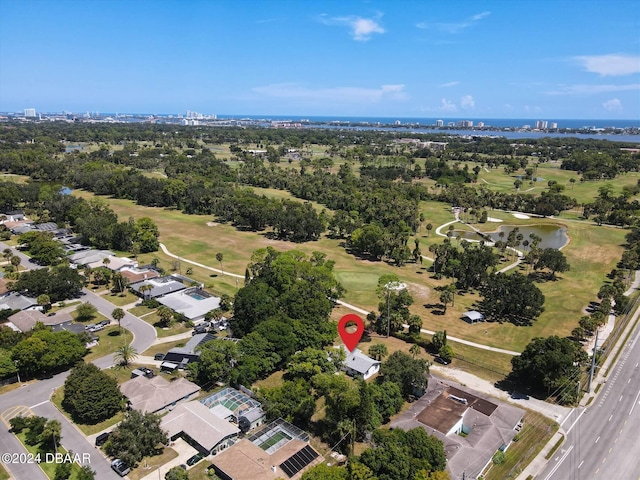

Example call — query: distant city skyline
[1,1,639,120]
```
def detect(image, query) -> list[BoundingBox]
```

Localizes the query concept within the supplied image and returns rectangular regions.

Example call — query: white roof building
[341,347,381,380]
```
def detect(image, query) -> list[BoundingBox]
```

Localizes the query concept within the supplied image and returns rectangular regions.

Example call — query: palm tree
[157,306,173,327]
[409,344,422,359]
[111,308,125,332]
[368,344,388,361]
[114,342,138,367]
[216,252,224,274]
[138,284,152,300]
[426,223,433,237]
[37,294,51,313]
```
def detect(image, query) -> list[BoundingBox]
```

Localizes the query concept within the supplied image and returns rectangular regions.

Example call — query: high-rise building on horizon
[24,108,36,117]
[436,119,444,127]
[535,120,548,129]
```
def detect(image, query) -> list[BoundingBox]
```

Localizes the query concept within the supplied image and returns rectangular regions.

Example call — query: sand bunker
[486,217,503,222]
[512,213,530,219]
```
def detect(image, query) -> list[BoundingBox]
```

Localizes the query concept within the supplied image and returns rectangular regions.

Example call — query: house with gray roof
[341,347,381,380]
[120,375,201,413]
[0,292,38,312]
[160,401,240,455]
[131,276,186,299]
[161,332,216,369]
[68,249,115,266]
[157,287,221,321]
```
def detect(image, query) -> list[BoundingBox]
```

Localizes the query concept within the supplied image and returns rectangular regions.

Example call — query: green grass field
[71,186,626,355]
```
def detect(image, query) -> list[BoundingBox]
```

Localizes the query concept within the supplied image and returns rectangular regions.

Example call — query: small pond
[452,224,568,249]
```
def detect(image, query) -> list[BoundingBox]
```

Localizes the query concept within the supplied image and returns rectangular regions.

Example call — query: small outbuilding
[462,311,485,324]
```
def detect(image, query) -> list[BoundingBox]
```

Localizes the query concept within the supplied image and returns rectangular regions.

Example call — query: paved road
[0,242,157,480]
[537,317,640,480]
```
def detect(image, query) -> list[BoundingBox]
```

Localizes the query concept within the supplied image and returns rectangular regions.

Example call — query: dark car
[192,324,208,335]
[111,459,130,477]
[154,353,165,361]
[434,356,450,365]
[95,432,110,447]
[186,453,205,466]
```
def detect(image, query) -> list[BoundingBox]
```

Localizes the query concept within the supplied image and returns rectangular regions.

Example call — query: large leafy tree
[105,410,168,468]
[188,338,239,385]
[258,378,316,428]
[379,351,429,399]
[231,249,343,348]
[12,266,84,301]
[478,272,545,326]
[62,363,124,424]
[533,248,570,279]
[12,330,86,377]
[509,336,588,401]
[359,428,447,480]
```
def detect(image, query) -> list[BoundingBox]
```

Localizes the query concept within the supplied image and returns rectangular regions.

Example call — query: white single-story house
[341,347,381,380]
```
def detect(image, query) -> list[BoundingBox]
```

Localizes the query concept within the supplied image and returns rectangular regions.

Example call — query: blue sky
[1,0,639,119]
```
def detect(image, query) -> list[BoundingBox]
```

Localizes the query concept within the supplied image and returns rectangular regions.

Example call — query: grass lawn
[155,320,192,338]
[50,388,124,436]
[70,308,109,325]
[128,305,155,317]
[121,447,179,480]
[101,291,139,307]
[14,431,81,480]
[253,370,285,390]
[0,464,9,480]
[83,326,132,362]
[483,410,558,480]
[71,189,627,354]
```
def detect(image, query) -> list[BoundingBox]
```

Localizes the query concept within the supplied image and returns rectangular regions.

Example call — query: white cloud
[546,83,640,95]
[460,95,475,109]
[252,83,406,103]
[439,81,460,88]
[439,98,457,112]
[416,11,491,34]
[318,14,385,41]
[573,54,640,76]
[602,98,623,112]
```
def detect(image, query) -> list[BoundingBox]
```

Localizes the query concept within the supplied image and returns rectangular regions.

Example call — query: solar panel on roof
[279,445,319,478]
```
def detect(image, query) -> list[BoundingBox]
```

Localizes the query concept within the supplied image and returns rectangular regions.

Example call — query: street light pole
[14,360,21,383]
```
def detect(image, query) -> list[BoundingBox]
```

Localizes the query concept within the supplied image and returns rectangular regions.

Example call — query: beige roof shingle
[161,401,239,452]
[120,376,200,413]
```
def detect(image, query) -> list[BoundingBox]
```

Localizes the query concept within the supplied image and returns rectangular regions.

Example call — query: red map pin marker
[338,313,365,352]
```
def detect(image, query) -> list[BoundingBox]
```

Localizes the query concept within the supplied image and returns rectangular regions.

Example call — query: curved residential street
[0,242,157,480]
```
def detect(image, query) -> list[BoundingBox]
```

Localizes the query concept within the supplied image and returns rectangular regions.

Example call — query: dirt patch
[407,282,430,302]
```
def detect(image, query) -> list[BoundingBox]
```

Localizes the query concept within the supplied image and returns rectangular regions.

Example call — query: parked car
[95,432,110,447]
[434,356,450,365]
[85,324,96,331]
[192,324,208,335]
[154,353,165,361]
[111,459,130,477]
[97,320,110,327]
[186,453,205,466]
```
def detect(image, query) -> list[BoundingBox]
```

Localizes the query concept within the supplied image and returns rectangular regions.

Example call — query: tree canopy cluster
[508,335,588,404]
[479,272,545,326]
[302,428,448,480]
[11,265,84,301]
[104,410,168,468]
[11,327,86,377]
[62,362,124,424]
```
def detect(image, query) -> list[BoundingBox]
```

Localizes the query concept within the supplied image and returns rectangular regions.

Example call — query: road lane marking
[630,390,640,415]
[567,409,586,434]
[609,414,613,422]
[595,436,600,443]
[602,458,607,463]
[30,400,49,408]
[609,448,612,453]
[578,460,584,469]
[543,445,573,480]
[620,395,624,402]
[615,437,618,443]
